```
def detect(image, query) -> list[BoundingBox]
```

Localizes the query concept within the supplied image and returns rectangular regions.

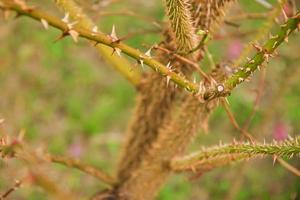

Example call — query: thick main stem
[115,97,217,200]
[116,30,198,183]
[116,71,179,183]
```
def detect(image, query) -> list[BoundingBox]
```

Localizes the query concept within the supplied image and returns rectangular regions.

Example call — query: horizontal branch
[0,1,198,91]
[1,1,299,101]
[0,137,115,186]
[170,137,300,172]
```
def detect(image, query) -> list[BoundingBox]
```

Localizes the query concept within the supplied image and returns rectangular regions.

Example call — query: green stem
[164,0,198,51]
[204,12,300,100]
[171,137,300,172]
[233,0,287,67]
[224,13,300,90]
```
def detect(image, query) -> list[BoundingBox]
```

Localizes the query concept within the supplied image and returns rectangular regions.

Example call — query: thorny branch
[1,1,299,101]
[170,137,300,172]
[0,0,199,92]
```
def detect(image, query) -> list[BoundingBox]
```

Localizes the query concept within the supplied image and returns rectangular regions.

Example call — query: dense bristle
[165,0,199,51]
[191,0,236,31]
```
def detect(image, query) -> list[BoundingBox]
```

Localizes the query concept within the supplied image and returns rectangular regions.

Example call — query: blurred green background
[0,0,299,199]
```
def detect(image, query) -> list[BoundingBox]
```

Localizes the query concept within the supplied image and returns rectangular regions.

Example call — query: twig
[29,168,78,200]
[47,154,116,185]
[221,99,255,141]
[0,179,22,200]
[178,32,209,55]
[0,142,78,200]
[277,158,300,176]
[222,76,300,178]
[224,20,240,28]
[243,68,266,130]
[153,45,210,80]
[0,136,115,186]
[204,46,216,69]
[222,68,266,139]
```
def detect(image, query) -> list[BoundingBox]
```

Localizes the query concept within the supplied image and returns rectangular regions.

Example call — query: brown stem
[116,96,217,200]
[0,179,22,199]
[47,155,116,185]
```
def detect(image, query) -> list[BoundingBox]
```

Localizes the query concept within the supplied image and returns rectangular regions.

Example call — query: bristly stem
[171,137,300,172]
[165,0,198,51]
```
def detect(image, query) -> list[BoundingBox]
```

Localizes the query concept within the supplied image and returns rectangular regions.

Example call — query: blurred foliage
[0,0,299,199]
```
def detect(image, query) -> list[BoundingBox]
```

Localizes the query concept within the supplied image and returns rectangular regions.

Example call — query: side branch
[170,137,300,172]
[47,154,116,185]
[204,12,300,100]
[223,12,300,91]
[0,137,115,186]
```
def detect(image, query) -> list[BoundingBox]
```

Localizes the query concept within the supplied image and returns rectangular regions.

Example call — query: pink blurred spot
[283,3,293,17]
[273,121,288,141]
[68,141,83,157]
[227,40,243,60]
